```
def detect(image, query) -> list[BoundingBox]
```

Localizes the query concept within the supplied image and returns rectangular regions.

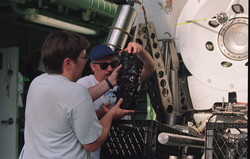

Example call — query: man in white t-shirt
[77,42,156,159]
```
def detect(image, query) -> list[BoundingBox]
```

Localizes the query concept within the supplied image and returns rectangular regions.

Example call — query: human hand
[96,103,111,120]
[119,42,143,56]
[110,98,135,120]
[107,64,122,86]
[102,103,110,114]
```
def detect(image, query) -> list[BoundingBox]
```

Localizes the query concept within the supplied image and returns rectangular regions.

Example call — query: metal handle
[1,118,14,125]
[158,132,205,149]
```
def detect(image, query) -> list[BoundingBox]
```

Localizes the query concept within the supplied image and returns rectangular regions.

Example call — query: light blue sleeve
[69,96,103,144]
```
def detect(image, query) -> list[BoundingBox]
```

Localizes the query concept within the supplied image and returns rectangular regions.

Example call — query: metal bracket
[134,22,174,122]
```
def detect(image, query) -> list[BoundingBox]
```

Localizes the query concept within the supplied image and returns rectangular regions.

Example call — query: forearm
[95,108,106,120]
[82,109,114,152]
[88,77,115,101]
[139,49,156,71]
[92,100,134,150]
[98,110,114,142]
[138,49,156,81]
[82,98,134,152]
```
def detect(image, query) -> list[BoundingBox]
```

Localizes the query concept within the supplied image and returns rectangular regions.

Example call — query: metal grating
[205,122,248,159]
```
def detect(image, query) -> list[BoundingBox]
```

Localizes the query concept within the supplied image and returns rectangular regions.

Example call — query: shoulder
[77,74,98,88]
[77,74,95,82]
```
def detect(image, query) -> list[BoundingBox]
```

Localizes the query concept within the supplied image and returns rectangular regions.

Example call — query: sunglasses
[93,61,117,70]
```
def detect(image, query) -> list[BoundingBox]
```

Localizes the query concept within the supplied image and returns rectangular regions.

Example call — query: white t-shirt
[19,73,102,159]
[77,75,117,110]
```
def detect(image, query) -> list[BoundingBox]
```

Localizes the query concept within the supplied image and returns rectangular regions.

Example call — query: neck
[61,72,74,82]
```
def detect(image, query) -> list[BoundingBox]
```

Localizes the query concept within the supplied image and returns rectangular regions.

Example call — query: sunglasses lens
[100,63,109,70]
[110,61,117,68]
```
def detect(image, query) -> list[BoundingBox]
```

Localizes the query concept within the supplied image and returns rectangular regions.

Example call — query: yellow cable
[175,18,211,25]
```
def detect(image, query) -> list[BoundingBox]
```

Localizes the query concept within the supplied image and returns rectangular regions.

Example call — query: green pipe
[58,4,64,13]
[5,0,114,35]
[10,0,118,18]
[38,0,42,8]
[61,0,118,18]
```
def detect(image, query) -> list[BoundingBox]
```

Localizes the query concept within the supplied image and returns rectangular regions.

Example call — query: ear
[90,63,96,72]
[63,58,72,70]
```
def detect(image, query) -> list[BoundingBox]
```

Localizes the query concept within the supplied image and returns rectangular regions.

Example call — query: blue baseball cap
[90,44,118,62]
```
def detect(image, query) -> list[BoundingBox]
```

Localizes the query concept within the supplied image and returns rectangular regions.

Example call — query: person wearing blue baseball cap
[77,42,155,159]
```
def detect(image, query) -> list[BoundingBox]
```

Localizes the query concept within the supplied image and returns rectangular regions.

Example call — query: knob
[1,118,14,125]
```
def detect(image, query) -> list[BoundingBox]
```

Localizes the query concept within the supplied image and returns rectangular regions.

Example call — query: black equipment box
[100,120,203,159]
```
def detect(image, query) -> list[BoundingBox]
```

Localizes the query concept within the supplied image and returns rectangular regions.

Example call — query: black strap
[105,78,113,89]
